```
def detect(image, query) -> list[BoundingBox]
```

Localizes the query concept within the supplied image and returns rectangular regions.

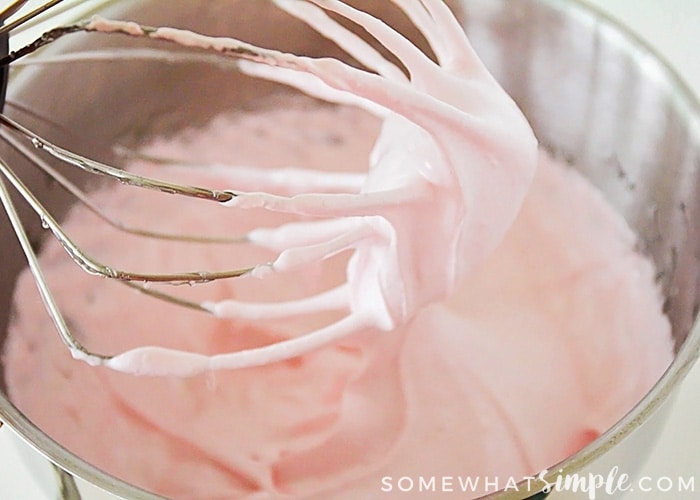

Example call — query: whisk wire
[0,0,66,36]
[0,156,109,364]
[0,137,257,284]
[0,129,248,244]
[0,1,31,25]
[0,8,9,113]
[0,113,237,202]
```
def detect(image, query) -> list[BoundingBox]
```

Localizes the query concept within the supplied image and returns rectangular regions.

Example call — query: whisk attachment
[2,0,538,376]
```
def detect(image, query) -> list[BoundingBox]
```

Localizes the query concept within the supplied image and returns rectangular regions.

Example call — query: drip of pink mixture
[4,100,672,499]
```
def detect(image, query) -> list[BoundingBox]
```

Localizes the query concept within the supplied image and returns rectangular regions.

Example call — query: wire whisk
[0,0,537,376]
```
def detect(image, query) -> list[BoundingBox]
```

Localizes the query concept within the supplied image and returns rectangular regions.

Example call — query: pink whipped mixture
[4,97,672,499]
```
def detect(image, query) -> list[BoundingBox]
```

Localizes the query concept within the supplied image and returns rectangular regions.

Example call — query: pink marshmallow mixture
[2,1,674,498]
[4,98,672,499]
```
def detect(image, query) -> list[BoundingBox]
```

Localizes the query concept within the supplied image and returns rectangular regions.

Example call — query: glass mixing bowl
[0,0,698,498]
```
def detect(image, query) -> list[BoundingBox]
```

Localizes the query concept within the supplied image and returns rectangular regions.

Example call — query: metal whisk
[0,0,537,376]
[0,0,256,370]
